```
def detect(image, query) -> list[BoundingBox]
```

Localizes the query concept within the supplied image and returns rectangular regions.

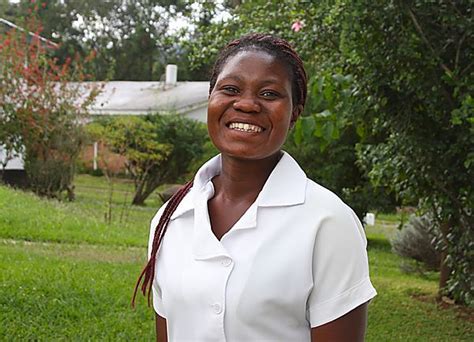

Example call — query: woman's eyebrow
[259,78,283,86]
[218,75,284,88]
[217,75,242,83]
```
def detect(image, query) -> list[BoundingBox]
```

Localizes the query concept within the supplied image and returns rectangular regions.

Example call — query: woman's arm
[155,313,168,342]
[311,302,368,342]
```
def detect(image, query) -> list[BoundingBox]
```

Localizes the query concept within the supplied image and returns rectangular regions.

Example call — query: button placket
[208,257,232,321]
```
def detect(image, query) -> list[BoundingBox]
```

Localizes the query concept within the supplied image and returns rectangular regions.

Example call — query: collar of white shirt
[170,151,307,221]
[168,151,308,260]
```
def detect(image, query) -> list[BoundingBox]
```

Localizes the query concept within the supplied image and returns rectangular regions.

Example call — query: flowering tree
[0,13,101,199]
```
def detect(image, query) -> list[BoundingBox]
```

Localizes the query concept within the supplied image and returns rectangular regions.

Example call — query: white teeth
[229,122,263,133]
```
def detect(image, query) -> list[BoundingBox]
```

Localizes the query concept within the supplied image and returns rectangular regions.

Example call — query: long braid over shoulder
[132,33,307,307]
[132,180,193,307]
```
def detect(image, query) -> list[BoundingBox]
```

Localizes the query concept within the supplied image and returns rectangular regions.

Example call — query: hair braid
[133,33,308,308]
[131,180,193,307]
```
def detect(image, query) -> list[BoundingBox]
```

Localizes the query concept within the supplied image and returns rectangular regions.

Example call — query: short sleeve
[307,204,377,327]
[148,204,168,317]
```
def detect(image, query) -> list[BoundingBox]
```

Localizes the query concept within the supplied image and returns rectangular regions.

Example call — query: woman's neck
[212,152,282,202]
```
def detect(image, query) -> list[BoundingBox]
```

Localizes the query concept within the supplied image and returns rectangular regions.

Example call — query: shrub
[92,115,208,205]
[0,14,100,199]
[284,127,397,221]
[391,214,442,273]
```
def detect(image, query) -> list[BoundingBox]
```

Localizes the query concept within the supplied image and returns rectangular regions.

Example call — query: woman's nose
[232,95,261,113]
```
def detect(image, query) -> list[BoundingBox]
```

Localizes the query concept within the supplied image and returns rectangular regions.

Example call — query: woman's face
[207,50,301,161]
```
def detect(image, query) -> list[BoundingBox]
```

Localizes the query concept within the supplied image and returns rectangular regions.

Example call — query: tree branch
[407,8,454,79]
[455,32,466,71]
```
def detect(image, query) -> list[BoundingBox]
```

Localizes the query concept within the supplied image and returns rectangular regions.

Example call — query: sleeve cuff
[309,276,377,327]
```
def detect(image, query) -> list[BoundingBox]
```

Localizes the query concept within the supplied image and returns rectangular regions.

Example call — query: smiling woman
[133,33,377,342]
[207,50,298,162]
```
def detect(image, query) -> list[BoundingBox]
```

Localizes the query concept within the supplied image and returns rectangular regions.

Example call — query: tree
[188,1,473,305]
[1,0,209,81]
[340,1,473,306]
[97,115,208,205]
[1,0,216,81]
[0,12,100,199]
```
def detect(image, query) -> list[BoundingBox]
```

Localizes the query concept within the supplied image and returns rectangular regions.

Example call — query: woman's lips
[228,122,264,133]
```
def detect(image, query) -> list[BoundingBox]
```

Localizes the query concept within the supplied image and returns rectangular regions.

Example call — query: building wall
[80,142,127,175]
[183,106,208,123]
[0,146,24,170]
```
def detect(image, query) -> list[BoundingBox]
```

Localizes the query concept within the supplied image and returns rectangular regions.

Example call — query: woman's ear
[289,104,304,129]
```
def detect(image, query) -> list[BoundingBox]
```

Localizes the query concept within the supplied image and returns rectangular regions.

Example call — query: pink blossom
[291,20,303,32]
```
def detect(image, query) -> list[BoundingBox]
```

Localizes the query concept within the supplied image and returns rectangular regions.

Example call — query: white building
[89,79,209,122]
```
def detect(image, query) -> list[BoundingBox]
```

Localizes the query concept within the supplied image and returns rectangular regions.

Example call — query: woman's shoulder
[304,178,352,215]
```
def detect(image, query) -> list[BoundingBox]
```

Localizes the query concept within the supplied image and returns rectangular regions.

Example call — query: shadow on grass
[367,236,392,252]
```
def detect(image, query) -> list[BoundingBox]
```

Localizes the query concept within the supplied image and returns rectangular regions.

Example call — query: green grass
[365,236,472,341]
[1,178,473,340]
[0,241,154,340]
[0,175,163,247]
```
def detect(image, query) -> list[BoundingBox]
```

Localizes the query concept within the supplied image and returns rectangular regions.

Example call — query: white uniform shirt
[148,152,377,341]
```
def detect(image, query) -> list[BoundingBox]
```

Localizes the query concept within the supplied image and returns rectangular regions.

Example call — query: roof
[89,81,210,116]
[0,17,58,48]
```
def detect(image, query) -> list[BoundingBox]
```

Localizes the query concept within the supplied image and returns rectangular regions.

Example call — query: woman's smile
[227,122,264,133]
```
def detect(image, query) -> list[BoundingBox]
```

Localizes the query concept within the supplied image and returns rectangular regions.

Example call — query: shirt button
[221,258,232,267]
[211,303,222,314]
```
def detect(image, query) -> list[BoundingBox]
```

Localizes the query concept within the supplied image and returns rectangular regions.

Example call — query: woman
[133,34,377,341]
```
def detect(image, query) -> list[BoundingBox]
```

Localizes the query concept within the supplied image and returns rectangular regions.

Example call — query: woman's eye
[261,91,278,99]
[222,86,239,94]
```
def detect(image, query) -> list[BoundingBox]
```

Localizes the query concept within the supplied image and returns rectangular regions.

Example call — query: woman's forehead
[219,50,292,81]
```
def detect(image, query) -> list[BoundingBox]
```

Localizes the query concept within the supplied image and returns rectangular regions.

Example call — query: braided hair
[132,33,307,307]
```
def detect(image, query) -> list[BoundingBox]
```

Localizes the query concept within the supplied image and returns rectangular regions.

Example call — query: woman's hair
[132,33,307,307]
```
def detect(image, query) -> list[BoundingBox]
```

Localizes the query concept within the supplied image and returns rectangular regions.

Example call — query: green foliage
[1,0,210,81]
[285,127,397,221]
[145,113,209,182]
[106,116,173,178]
[293,72,356,148]
[186,139,220,178]
[188,0,473,306]
[336,1,473,306]
[92,115,208,205]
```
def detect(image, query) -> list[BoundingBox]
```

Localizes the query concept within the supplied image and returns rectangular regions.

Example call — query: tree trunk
[132,179,146,205]
[132,191,147,206]
[438,250,451,295]
[438,222,451,299]
[132,184,157,206]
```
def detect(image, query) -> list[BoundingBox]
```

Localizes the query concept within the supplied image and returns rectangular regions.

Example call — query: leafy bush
[284,127,397,221]
[391,214,441,273]
[90,115,208,205]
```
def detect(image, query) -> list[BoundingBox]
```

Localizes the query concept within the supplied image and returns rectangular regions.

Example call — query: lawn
[1,176,472,341]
